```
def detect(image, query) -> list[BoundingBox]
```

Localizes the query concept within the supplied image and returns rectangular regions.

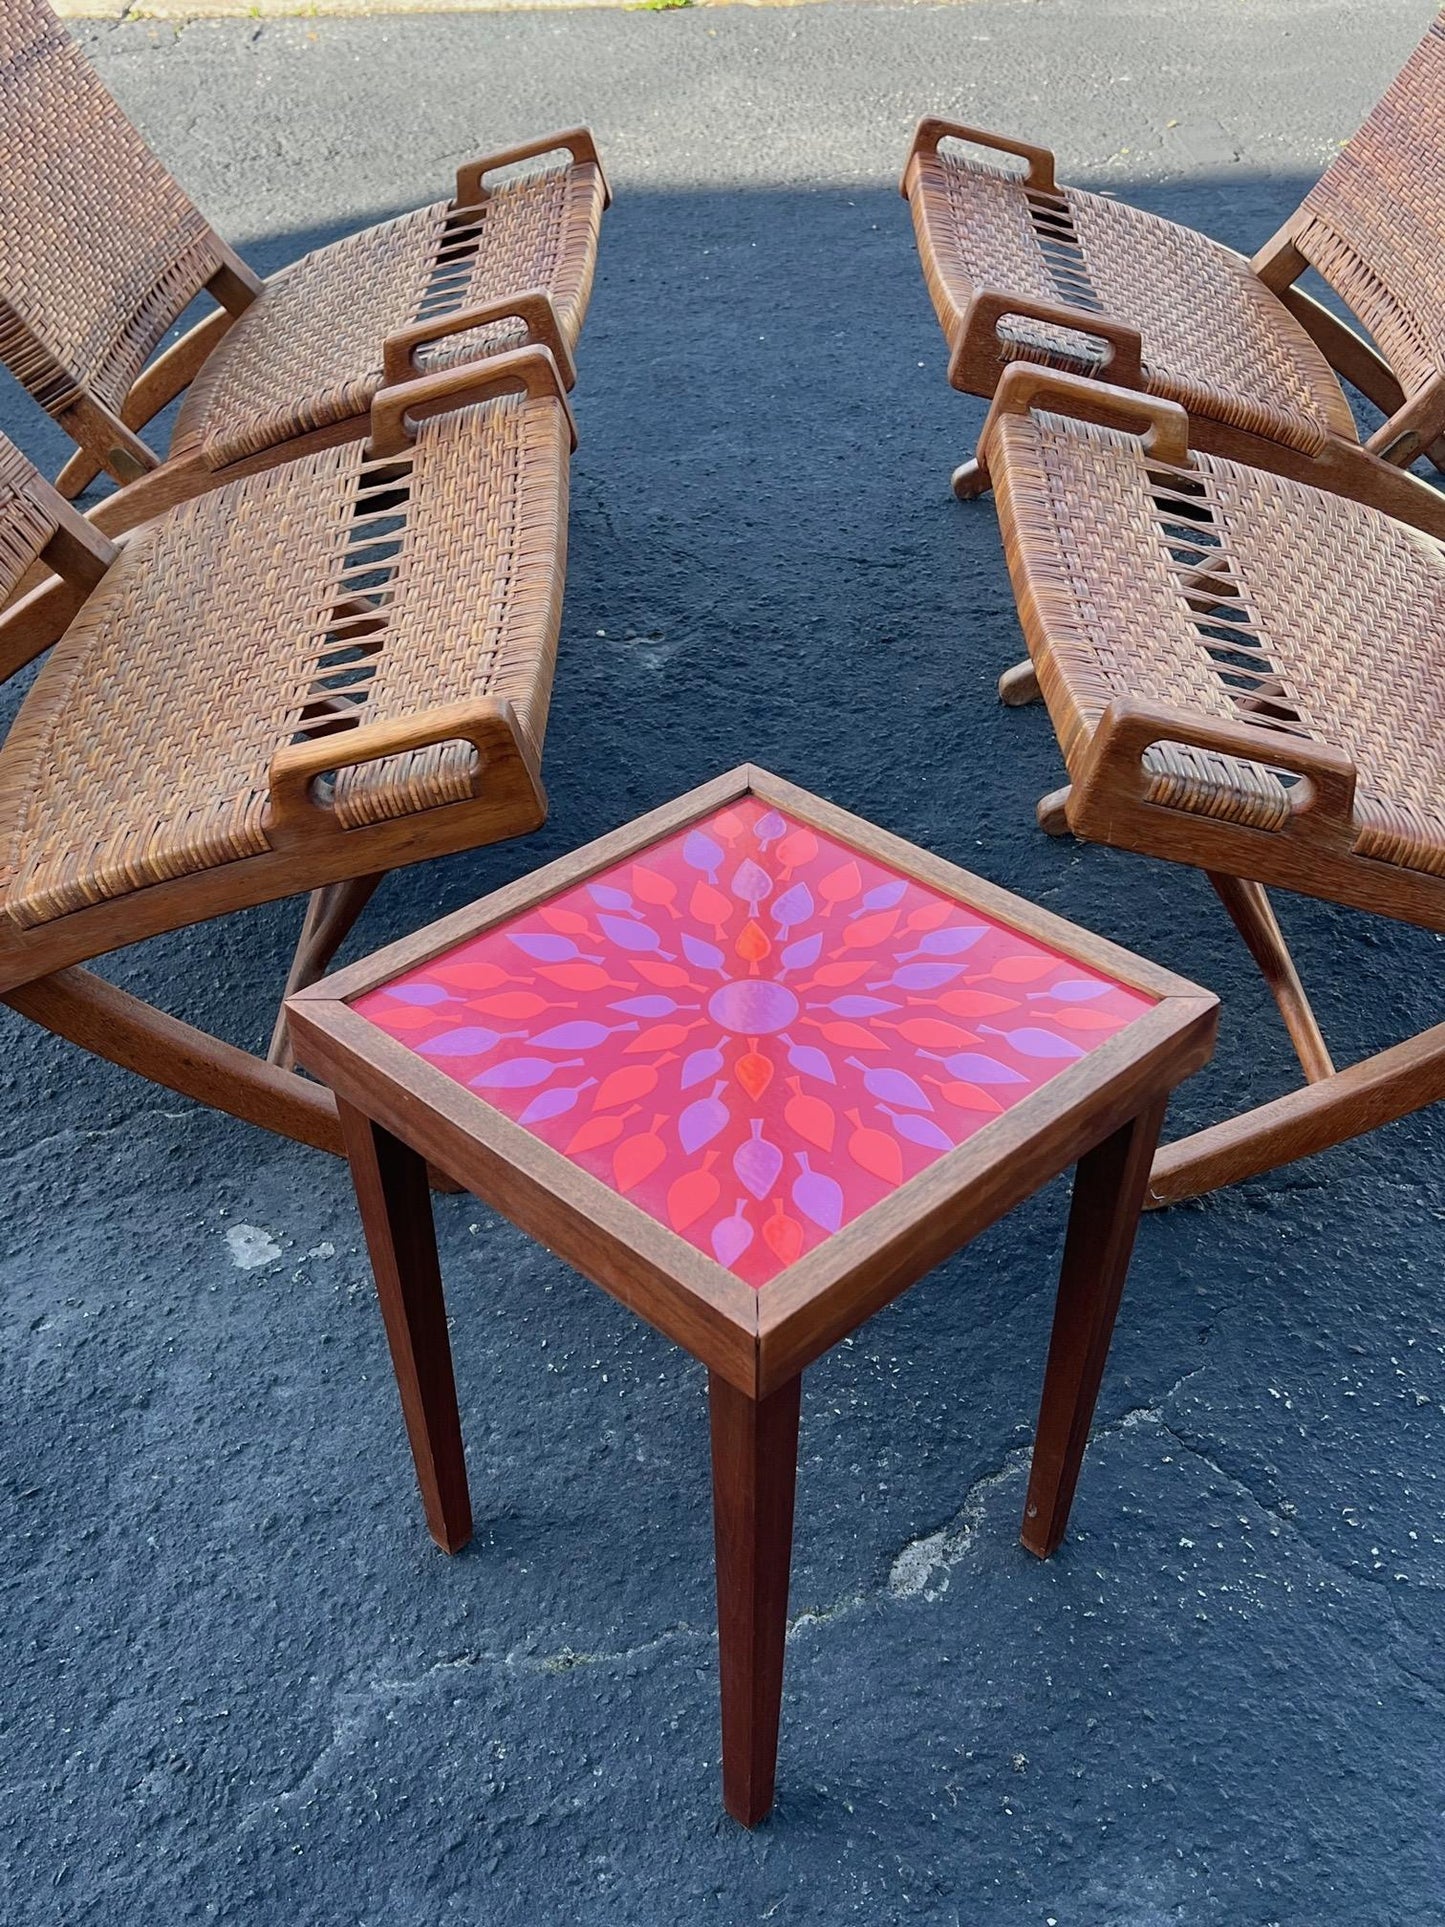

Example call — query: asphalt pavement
[2,4,1442,1922]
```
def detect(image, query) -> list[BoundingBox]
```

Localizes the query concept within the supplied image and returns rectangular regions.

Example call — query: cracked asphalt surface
[3,3,1443,1921]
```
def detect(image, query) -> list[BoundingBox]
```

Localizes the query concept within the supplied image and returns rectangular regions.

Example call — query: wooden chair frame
[0,348,578,1158]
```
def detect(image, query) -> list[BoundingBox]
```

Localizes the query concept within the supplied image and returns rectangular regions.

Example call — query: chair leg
[998,660,1041,706]
[54,446,104,501]
[2,965,343,1155]
[268,872,385,1068]
[1036,785,1072,836]
[1149,1018,1445,1206]
[1206,873,1334,1083]
[951,455,993,501]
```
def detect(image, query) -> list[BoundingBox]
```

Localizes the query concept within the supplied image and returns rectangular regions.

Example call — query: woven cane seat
[909,148,1357,459]
[0,392,567,933]
[990,404,1445,880]
[171,161,604,473]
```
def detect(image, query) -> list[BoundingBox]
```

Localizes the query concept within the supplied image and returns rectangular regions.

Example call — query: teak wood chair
[978,360,1445,1206]
[0,345,574,1155]
[902,9,1445,543]
[0,0,607,539]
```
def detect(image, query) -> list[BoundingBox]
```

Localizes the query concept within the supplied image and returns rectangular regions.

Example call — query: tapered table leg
[338,1098,472,1553]
[1021,1099,1167,1559]
[709,1370,802,1827]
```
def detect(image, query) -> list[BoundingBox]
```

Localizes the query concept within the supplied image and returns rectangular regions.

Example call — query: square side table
[288,768,1217,1825]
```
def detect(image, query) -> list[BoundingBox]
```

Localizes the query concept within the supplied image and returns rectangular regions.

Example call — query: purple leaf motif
[682,933,726,973]
[854,879,907,916]
[779,933,823,973]
[598,914,666,955]
[611,995,683,1018]
[417,1025,501,1057]
[730,857,772,910]
[982,1025,1084,1062]
[876,962,968,991]
[509,932,597,964]
[782,1034,837,1084]
[384,982,451,1006]
[754,810,787,847]
[925,1050,1027,1086]
[820,995,897,1018]
[520,1079,596,1125]
[683,830,724,880]
[531,1019,636,1050]
[1029,979,1109,1003]
[712,1199,755,1268]
[846,1057,932,1110]
[679,1081,730,1154]
[792,1153,844,1234]
[680,1046,726,1089]
[899,926,987,960]
[472,1055,584,1091]
[881,1106,954,1152]
[734,1119,784,1201]
[771,882,814,932]
[587,882,634,912]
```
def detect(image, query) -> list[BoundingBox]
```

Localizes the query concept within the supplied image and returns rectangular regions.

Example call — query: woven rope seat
[0,0,605,523]
[0,347,572,1158]
[903,12,1445,537]
[981,364,1445,1206]
[909,146,1353,460]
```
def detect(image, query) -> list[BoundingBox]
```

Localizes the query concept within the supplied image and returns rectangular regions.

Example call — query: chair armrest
[367,345,578,459]
[903,116,1057,196]
[979,363,1191,469]
[383,289,577,390]
[951,287,1145,394]
[1073,699,1358,844]
[455,127,610,210]
[267,699,545,842]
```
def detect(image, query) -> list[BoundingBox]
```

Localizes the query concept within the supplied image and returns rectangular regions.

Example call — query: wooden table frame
[288,768,1217,1825]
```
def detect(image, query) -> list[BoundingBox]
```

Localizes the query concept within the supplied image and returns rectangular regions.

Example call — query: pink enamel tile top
[353,800,1155,1286]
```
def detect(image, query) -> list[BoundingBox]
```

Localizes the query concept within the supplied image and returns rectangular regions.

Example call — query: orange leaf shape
[935,1079,1003,1114]
[819,860,862,908]
[777,827,818,873]
[626,1022,693,1053]
[848,1123,904,1187]
[613,1128,668,1194]
[567,1113,627,1155]
[539,906,593,936]
[806,960,872,987]
[988,955,1059,984]
[592,1065,659,1110]
[735,1048,774,1100]
[367,1003,448,1031]
[634,961,692,987]
[472,991,553,1020]
[906,899,955,932]
[668,1163,721,1231]
[785,1091,836,1152]
[763,1202,805,1267]
[631,864,677,909]
[538,963,616,991]
[938,989,1018,1017]
[894,1017,980,1050]
[843,909,902,949]
[1053,1007,1125,1032]
[714,809,747,841]
[817,1020,886,1051]
[430,961,508,991]
[736,920,771,963]
[690,881,732,930]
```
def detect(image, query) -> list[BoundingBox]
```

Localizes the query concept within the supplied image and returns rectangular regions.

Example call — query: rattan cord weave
[913,149,1355,456]
[0,438,60,598]
[173,162,600,472]
[992,408,1445,878]
[0,0,224,420]
[0,393,567,929]
[1295,11,1445,401]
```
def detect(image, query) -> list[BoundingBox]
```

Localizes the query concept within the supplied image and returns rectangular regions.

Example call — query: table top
[290,769,1216,1394]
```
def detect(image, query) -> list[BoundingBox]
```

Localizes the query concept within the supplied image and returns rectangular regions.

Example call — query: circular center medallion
[707,978,799,1035]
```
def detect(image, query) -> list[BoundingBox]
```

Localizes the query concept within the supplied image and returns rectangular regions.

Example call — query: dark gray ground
[3,3,1443,1921]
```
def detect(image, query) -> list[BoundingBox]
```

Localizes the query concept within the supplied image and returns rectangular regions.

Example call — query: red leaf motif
[893,1017,980,1050]
[847,1113,904,1186]
[784,1088,836,1153]
[667,1158,720,1232]
[763,1200,805,1268]
[735,1045,774,1100]
[988,955,1059,984]
[625,1022,694,1053]
[592,1065,659,1110]
[843,909,902,950]
[818,860,862,911]
[817,1020,886,1051]
[614,1117,669,1194]
[566,1112,629,1154]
